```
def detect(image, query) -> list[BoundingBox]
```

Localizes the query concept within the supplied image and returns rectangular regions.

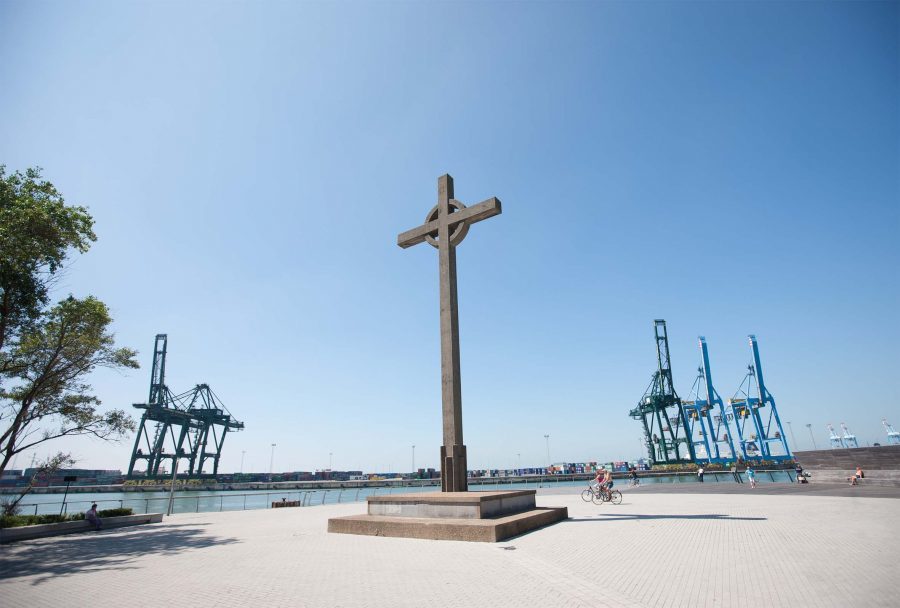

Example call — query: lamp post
[517,453,521,472]
[544,434,551,466]
[786,421,798,450]
[240,450,246,474]
[411,445,415,476]
[59,476,77,516]
[805,424,817,450]
[269,443,276,482]
[167,449,185,516]
[166,458,180,516]
[329,452,333,471]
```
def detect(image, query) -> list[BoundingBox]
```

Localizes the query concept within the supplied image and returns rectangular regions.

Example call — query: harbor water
[7,470,796,516]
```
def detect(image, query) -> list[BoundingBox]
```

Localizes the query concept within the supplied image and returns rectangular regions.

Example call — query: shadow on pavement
[567,513,767,522]
[0,522,240,585]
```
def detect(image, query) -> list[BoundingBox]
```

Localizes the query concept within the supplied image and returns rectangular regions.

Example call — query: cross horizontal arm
[458,197,502,226]
[396,223,436,249]
[397,197,502,248]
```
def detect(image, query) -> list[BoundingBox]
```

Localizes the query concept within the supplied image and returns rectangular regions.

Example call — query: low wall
[0,512,163,544]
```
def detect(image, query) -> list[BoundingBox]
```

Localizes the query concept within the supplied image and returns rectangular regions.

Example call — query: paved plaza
[2,487,897,607]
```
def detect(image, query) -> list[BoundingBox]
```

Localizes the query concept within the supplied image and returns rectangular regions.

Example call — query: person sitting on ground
[85,504,102,531]
[855,466,864,479]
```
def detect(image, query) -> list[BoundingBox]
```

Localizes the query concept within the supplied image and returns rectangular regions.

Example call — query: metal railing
[12,470,796,516]
[15,485,416,517]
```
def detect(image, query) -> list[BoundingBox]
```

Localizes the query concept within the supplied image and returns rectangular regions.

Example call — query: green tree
[0,166,138,476]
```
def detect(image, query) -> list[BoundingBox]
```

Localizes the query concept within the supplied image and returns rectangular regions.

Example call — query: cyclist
[596,467,613,500]
[593,468,605,492]
[629,467,640,486]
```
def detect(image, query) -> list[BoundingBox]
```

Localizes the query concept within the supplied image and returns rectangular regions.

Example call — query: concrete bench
[0,513,163,544]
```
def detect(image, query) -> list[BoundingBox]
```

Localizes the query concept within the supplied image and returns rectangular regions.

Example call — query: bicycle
[582,483,622,505]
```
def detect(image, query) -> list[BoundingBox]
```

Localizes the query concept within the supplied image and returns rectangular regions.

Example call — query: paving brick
[1,491,896,607]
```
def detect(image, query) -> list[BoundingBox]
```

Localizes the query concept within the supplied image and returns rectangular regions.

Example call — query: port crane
[127,334,244,478]
[884,419,900,445]
[727,335,791,461]
[629,320,695,465]
[827,424,844,448]
[840,423,859,449]
[682,337,736,463]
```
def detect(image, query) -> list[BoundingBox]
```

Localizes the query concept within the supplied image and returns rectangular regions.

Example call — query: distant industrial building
[0,468,124,487]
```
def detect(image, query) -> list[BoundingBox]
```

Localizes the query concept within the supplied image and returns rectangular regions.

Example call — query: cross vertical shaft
[438,175,463,449]
[437,176,466,492]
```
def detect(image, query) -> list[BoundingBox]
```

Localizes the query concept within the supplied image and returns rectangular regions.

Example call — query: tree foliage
[0,166,95,355]
[0,166,137,476]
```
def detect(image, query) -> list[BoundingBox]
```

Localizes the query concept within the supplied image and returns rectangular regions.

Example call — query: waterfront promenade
[2,486,897,607]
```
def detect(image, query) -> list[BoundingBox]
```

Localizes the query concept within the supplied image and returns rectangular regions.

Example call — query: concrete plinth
[328,490,567,542]
[367,490,536,519]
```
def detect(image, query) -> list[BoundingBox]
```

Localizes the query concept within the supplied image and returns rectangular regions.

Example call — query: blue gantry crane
[683,337,736,463]
[884,419,900,445]
[840,423,859,449]
[727,335,791,461]
[827,424,844,448]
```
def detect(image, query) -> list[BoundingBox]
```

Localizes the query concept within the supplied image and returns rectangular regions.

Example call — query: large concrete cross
[397,174,502,492]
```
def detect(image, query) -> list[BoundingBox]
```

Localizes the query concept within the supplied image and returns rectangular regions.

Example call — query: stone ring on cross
[424,200,470,247]
[396,175,502,251]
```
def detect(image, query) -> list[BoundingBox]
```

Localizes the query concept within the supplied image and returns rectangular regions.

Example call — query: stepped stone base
[328,490,568,542]
[803,470,900,487]
[795,445,900,470]
[796,446,900,487]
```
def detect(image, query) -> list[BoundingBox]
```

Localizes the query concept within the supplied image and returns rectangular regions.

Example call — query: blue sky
[1,1,897,474]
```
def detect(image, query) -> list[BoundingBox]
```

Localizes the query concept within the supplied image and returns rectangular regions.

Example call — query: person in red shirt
[595,467,613,500]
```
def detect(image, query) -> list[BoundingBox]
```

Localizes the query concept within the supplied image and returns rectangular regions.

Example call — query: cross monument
[397,174,502,492]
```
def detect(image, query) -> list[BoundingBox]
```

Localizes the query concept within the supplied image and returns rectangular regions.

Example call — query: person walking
[697,466,705,483]
[746,466,757,489]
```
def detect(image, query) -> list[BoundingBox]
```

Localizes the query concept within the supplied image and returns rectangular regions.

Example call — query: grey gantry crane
[127,334,244,478]
[630,320,696,465]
